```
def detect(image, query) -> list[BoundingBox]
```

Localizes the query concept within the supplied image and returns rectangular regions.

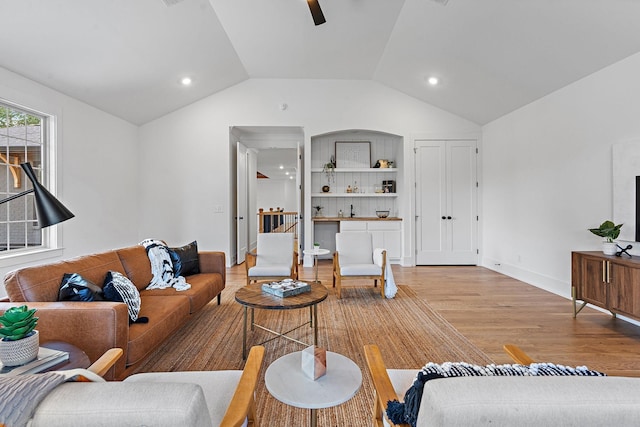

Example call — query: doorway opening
[231,126,304,266]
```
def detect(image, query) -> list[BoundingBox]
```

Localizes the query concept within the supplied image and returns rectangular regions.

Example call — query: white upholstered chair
[333,232,385,299]
[25,346,265,427]
[245,233,298,286]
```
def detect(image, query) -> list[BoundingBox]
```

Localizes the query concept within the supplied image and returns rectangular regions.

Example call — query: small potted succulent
[588,220,623,255]
[0,305,39,366]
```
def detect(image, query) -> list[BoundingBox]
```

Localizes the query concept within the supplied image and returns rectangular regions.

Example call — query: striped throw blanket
[387,361,606,427]
[139,239,190,291]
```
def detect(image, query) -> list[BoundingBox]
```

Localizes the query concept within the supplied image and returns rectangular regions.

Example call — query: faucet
[350,204,355,218]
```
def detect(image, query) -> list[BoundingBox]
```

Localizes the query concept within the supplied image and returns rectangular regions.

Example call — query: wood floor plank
[233,260,640,376]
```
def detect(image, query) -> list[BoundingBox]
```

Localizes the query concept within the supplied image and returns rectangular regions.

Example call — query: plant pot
[322,185,330,193]
[602,242,617,256]
[0,330,39,366]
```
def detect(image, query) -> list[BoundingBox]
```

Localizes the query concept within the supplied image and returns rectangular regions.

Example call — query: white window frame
[0,97,64,268]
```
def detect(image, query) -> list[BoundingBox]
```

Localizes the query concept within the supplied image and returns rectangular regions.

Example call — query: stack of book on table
[0,347,69,376]
[262,279,311,297]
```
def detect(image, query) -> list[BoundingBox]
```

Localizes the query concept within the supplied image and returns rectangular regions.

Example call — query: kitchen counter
[312,217,402,221]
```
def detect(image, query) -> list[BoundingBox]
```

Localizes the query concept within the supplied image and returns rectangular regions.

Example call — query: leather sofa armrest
[0,301,129,380]
[198,251,226,283]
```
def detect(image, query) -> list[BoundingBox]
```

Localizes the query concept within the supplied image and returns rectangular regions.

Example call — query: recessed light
[181,77,192,86]
[279,165,284,169]
[427,77,439,86]
[285,171,290,175]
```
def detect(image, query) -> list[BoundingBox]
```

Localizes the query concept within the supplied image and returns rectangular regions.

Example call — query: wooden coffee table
[235,282,328,359]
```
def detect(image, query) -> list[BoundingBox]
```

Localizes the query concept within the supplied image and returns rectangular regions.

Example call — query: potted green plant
[0,305,39,366]
[313,205,324,217]
[588,220,623,255]
[322,162,335,185]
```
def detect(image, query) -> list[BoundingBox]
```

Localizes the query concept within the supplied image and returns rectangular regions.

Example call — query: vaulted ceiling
[1,0,640,125]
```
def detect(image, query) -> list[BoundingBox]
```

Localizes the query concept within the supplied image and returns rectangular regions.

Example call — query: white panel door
[416,140,477,265]
[236,142,248,264]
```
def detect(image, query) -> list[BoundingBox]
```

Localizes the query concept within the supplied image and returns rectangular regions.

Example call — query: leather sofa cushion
[126,295,191,366]
[116,246,154,291]
[5,252,126,302]
[139,273,223,314]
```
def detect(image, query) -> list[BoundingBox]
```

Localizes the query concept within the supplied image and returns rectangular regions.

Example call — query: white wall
[138,79,480,265]
[0,66,139,297]
[481,52,640,298]
[257,179,296,212]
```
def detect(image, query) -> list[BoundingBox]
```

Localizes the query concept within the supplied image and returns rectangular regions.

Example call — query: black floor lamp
[0,162,74,228]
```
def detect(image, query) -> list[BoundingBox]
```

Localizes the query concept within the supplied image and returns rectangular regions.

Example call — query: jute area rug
[133,281,493,426]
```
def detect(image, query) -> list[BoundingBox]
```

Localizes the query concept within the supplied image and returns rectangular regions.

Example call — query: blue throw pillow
[58,273,104,302]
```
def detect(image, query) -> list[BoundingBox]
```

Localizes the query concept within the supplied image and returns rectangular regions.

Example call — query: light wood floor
[230,261,640,376]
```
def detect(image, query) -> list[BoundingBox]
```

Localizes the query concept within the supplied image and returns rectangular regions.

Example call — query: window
[0,102,47,252]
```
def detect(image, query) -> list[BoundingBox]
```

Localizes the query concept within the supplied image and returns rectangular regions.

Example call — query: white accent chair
[245,233,298,286]
[26,346,265,427]
[333,232,385,299]
[365,344,640,427]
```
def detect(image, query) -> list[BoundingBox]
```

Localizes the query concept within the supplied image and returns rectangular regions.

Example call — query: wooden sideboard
[572,251,640,320]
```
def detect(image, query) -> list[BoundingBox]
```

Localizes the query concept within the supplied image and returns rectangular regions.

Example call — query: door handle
[447,216,452,220]
[442,216,446,220]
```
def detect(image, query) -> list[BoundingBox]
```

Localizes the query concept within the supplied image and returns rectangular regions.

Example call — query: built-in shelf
[311,193,397,198]
[311,168,397,173]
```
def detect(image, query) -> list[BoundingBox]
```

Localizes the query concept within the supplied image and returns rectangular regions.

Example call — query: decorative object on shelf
[322,185,330,193]
[301,345,327,380]
[322,161,335,184]
[346,185,352,193]
[616,244,633,258]
[335,141,371,168]
[0,305,39,366]
[589,220,623,255]
[313,205,324,217]
[376,210,390,218]
[373,159,393,168]
[382,180,396,193]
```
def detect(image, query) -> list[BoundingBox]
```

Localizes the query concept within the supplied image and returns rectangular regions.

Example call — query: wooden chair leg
[336,275,342,299]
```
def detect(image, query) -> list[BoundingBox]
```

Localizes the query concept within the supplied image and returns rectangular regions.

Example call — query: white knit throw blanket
[373,248,397,298]
[139,239,191,291]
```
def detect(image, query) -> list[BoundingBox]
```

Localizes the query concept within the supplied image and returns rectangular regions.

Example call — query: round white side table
[265,350,362,427]
[303,248,331,284]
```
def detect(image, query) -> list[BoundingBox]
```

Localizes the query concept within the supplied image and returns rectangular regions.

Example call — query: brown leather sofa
[0,245,225,380]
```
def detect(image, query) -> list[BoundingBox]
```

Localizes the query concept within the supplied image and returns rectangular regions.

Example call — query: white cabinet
[340,220,401,262]
[415,140,477,265]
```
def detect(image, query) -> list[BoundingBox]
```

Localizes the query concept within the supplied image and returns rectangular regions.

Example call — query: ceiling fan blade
[307,0,326,26]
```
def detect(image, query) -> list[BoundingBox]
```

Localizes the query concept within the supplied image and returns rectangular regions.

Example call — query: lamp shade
[20,162,74,228]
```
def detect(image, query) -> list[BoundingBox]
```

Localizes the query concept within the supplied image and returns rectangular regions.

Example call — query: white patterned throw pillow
[103,271,142,322]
